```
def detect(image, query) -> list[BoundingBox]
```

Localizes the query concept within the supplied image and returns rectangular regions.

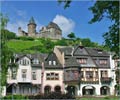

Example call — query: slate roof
[47,22,61,31]
[44,52,63,69]
[28,17,36,25]
[65,57,80,67]
[14,53,48,67]
[57,46,73,55]
[56,46,110,57]
[86,47,109,57]
[56,46,110,68]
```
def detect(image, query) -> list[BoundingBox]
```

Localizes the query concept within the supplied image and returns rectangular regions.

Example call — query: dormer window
[49,61,52,65]
[77,58,87,64]
[33,59,39,64]
[20,58,30,65]
[53,61,56,65]
[99,59,107,65]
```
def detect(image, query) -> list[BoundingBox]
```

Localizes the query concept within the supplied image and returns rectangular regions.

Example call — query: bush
[104,96,110,99]
[28,92,75,99]
[3,94,28,100]
[18,36,34,41]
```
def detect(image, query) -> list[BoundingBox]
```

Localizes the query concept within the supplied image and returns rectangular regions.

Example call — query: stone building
[18,17,62,40]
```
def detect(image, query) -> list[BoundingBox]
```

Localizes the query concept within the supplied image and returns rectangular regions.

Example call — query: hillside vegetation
[7,37,110,54]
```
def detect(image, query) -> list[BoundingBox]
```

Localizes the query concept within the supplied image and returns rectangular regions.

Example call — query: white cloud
[16,10,26,18]
[53,14,75,37]
[6,21,28,35]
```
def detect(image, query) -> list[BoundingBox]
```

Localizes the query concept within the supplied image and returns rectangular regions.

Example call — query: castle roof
[28,17,36,25]
[47,22,61,31]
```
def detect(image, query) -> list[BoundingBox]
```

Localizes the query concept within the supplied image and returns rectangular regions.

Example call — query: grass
[7,40,43,53]
[76,96,120,100]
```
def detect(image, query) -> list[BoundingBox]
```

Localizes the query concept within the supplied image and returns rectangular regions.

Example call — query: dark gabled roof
[57,46,73,55]
[47,22,61,31]
[44,52,62,69]
[86,47,109,57]
[30,53,48,62]
[65,57,80,67]
[56,46,110,57]
[73,45,89,56]
[14,53,48,63]
[45,52,58,61]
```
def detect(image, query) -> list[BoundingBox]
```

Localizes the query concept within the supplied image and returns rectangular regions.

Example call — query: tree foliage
[67,32,76,39]
[58,0,71,9]
[58,1,119,58]
[0,13,13,87]
[1,29,16,40]
[89,1,119,58]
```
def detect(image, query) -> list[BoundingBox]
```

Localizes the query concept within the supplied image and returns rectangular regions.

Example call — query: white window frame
[53,61,56,65]
[49,61,52,65]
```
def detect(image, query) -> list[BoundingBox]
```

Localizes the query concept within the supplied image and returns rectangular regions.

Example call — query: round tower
[27,17,36,37]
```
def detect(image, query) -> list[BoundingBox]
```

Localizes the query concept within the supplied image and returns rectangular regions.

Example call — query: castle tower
[27,17,36,37]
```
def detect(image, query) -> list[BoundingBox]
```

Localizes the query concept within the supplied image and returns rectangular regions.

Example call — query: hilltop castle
[18,17,62,40]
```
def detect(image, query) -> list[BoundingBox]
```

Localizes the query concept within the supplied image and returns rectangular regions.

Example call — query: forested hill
[3,29,109,53]
[7,37,109,54]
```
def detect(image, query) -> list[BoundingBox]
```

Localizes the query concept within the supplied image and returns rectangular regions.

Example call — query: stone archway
[82,85,95,95]
[66,85,77,96]
[100,86,110,95]
[44,85,51,94]
[54,85,61,92]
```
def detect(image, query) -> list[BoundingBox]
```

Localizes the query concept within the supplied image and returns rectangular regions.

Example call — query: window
[86,71,93,78]
[20,58,30,65]
[81,71,84,78]
[49,61,52,65]
[99,59,107,65]
[51,73,54,80]
[46,73,59,80]
[12,68,17,80]
[22,69,27,81]
[46,73,50,80]
[32,71,36,80]
[55,73,59,80]
[53,61,56,65]
[74,71,79,79]
[95,71,98,78]
[33,59,39,64]
[101,70,108,77]
[77,58,87,64]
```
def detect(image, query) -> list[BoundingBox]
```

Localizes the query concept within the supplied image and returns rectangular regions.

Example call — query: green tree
[58,1,119,56]
[58,0,71,9]
[89,1,119,57]
[0,13,14,97]
[1,29,16,40]
[67,32,76,39]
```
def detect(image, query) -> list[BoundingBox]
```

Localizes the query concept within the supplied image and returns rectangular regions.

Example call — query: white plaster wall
[7,56,42,84]
[80,84,101,96]
[31,69,42,84]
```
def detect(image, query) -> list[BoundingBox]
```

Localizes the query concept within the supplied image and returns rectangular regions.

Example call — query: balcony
[101,77,112,84]
[81,78,99,84]
[64,71,80,84]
